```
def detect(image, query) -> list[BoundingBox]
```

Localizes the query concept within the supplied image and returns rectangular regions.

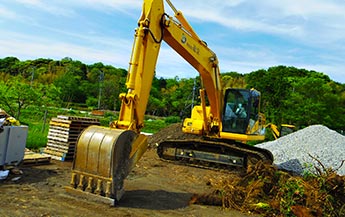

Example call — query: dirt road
[0,148,256,217]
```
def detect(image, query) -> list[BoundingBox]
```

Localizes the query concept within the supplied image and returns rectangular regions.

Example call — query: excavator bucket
[65,125,148,205]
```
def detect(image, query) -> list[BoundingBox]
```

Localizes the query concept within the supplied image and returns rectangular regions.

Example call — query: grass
[142,119,169,133]
[18,106,176,150]
[25,126,48,150]
[19,108,51,150]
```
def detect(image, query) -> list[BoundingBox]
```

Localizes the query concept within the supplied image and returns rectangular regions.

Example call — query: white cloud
[1,0,344,84]
[14,0,76,17]
[213,41,345,83]
[262,0,345,17]
[0,30,132,68]
[0,5,18,20]
[174,0,345,48]
[81,0,141,9]
[13,0,40,5]
[257,1,345,43]
[155,44,199,78]
[58,0,141,16]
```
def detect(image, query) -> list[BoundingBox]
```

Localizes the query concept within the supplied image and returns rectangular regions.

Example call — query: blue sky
[0,0,344,84]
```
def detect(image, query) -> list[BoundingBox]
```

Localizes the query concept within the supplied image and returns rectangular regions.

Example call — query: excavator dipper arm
[66,0,166,205]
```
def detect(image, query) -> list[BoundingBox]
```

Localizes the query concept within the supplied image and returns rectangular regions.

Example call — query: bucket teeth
[77,175,85,190]
[86,177,93,193]
[70,172,77,188]
[105,181,112,198]
[69,173,115,198]
[95,179,103,195]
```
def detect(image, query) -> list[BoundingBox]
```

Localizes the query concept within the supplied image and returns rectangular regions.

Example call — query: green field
[19,106,177,150]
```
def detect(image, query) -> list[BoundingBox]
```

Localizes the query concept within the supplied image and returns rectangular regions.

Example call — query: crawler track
[157,139,273,171]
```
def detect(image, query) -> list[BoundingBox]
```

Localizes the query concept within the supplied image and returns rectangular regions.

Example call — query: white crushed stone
[256,125,345,175]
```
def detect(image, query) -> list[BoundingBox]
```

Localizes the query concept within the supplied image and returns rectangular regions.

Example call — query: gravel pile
[256,125,345,175]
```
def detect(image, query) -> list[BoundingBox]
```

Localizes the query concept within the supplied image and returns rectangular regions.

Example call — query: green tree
[246,66,298,125]
[147,77,167,116]
[157,76,201,117]
[221,72,246,88]
[0,76,61,119]
[0,57,20,75]
[54,71,85,105]
[246,66,345,131]
[283,77,344,128]
[85,63,127,110]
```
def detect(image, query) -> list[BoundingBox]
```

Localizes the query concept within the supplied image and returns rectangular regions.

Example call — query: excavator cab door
[222,88,259,134]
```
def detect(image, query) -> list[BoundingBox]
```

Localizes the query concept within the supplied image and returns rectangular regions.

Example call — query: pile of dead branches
[190,160,345,217]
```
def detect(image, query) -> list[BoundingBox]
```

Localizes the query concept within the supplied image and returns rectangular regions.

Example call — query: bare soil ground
[0,123,256,217]
[2,123,343,216]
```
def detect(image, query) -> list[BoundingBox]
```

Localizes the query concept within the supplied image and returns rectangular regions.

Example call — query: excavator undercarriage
[157,138,273,171]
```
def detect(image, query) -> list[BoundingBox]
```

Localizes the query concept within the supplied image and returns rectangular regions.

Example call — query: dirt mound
[147,123,199,147]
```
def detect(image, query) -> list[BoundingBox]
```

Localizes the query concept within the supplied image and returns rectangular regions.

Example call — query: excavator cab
[222,88,262,134]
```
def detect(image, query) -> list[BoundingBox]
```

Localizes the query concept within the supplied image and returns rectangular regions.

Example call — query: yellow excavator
[265,123,295,140]
[66,0,278,205]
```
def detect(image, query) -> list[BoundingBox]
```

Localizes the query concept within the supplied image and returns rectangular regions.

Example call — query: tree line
[0,56,344,132]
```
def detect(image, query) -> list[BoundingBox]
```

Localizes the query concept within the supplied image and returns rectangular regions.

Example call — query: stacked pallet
[23,149,51,166]
[43,115,100,161]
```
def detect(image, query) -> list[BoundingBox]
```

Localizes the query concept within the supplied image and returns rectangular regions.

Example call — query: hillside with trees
[0,56,344,134]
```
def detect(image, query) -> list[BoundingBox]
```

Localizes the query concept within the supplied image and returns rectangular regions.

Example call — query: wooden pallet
[57,115,99,122]
[46,142,75,151]
[22,150,51,166]
[43,148,74,159]
[43,115,100,161]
